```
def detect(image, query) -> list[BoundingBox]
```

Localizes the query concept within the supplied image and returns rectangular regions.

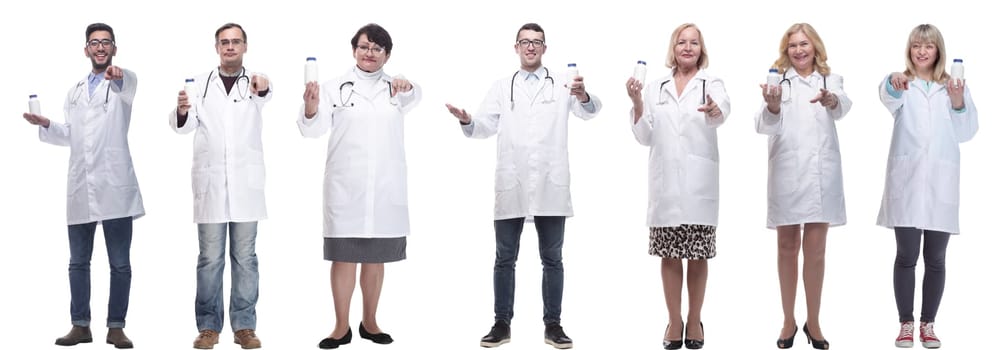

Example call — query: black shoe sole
[480,338,510,348]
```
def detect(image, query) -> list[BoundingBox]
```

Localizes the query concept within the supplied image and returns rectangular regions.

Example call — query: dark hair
[351,23,393,54]
[516,23,545,42]
[85,23,115,42]
[215,23,247,42]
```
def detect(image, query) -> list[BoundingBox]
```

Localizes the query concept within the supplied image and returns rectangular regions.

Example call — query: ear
[83,46,89,58]
[110,45,118,57]
[384,53,390,64]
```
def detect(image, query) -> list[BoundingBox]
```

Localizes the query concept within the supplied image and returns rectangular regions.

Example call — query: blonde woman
[755,23,852,350]
[877,24,978,349]
[626,23,730,350]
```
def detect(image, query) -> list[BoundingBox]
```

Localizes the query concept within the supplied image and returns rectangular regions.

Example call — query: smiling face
[84,30,116,72]
[786,31,815,75]
[514,29,546,71]
[910,40,939,74]
[353,33,389,73]
[673,27,702,70]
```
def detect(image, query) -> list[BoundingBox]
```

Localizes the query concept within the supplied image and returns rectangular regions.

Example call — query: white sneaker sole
[545,339,573,349]
[480,338,510,348]
[896,339,914,348]
[922,340,941,349]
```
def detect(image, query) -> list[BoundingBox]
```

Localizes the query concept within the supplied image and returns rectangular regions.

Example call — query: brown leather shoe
[106,328,134,349]
[193,329,219,349]
[234,329,262,349]
[55,325,93,346]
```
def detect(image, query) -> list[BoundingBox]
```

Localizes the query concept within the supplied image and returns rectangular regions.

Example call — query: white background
[1,0,998,349]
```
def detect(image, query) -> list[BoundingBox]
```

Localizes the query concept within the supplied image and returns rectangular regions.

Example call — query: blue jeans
[68,216,133,328]
[195,222,259,332]
[493,216,565,325]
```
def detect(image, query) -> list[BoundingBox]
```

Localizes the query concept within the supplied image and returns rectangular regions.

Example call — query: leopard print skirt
[648,224,717,260]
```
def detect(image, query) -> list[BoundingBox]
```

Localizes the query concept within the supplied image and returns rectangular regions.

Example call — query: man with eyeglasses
[169,22,271,350]
[445,22,601,349]
[22,22,143,349]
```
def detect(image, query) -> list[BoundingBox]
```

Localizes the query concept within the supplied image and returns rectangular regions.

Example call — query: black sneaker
[480,321,511,348]
[544,324,573,349]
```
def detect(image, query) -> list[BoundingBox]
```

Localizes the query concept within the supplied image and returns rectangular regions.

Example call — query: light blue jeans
[195,222,259,332]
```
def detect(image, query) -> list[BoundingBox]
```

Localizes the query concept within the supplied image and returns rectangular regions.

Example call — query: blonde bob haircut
[665,23,709,69]
[772,23,830,76]
[904,24,949,84]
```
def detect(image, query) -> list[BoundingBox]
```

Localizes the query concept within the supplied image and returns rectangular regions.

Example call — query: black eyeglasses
[516,39,545,48]
[87,39,114,48]
[356,45,385,54]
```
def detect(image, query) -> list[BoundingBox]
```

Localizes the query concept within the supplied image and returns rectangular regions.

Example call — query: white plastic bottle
[766,68,781,88]
[184,78,197,100]
[566,63,578,84]
[633,60,647,83]
[305,57,318,84]
[28,94,41,115]
[950,58,964,87]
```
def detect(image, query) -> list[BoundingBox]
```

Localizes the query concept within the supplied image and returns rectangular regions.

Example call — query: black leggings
[893,227,950,323]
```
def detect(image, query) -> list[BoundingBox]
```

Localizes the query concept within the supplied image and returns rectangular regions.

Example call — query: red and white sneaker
[919,322,941,349]
[895,321,915,348]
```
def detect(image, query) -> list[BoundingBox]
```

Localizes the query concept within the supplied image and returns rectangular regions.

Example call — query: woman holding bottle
[298,23,421,349]
[877,23,977,349]
[626,23,730,350]
[755,22,852,350]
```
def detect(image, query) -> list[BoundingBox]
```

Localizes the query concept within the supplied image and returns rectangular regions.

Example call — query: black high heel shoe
[662,322,683,350]
[684,322,704,349]
[776,324,797,349]
[802,323,829,350]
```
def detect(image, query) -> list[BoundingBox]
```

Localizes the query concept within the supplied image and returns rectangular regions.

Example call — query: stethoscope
[204,67,252,102]
[509,67,556,110]
[69,80,112,111]
[778,70,827,101]
[657,77,706,105]
[333,80,396,108]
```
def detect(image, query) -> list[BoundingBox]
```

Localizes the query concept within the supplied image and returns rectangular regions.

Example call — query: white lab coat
[170,69,271,224]
[298,67,421,238]
[631,70,730,227]
[876,76,978,234]
[463,67,602,220]
[755,70,852,228]
[40,69,145,225]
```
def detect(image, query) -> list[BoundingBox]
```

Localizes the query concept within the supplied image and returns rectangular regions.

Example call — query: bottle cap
[185,78,195,83]
[307,57,317,61]
[769,68,779,73]
[29,94,38,98]
[567,63,577,67]
[637,60,647,65]
[953,58,963,63]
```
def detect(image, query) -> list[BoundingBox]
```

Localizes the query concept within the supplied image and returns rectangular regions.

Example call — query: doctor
[755,23,851,350]
[171,22,270,350]
[626,23,729,350]
[299,23,420,349]
[22,22,142,349]
[445,22,601,350]
[877,24,978,349]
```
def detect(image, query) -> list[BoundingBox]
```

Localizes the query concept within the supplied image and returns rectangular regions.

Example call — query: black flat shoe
[684,322,704,349]
[318,328,352,349]
[803,323,829,350]
[359,322,393,344]
[663,322,683,350]
[776,324,797,349]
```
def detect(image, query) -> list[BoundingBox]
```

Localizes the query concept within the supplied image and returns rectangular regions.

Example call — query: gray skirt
[324,237,407,263]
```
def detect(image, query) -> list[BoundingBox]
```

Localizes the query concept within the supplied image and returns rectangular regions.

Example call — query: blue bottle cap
[30,94,37,98]
[953,58,963,63]
[769,68,779,73]
[567,63,577,67]
[637,60,647,65]
[307,57,317,61]
[185,78,195,82]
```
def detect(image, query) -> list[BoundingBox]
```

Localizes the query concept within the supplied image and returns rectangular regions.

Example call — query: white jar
[184,78,197,100]
[305,57,318,84]
[633,60,647,83]
[28,94,41,115]
[766,68,781,88]
[950,58,964,86]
